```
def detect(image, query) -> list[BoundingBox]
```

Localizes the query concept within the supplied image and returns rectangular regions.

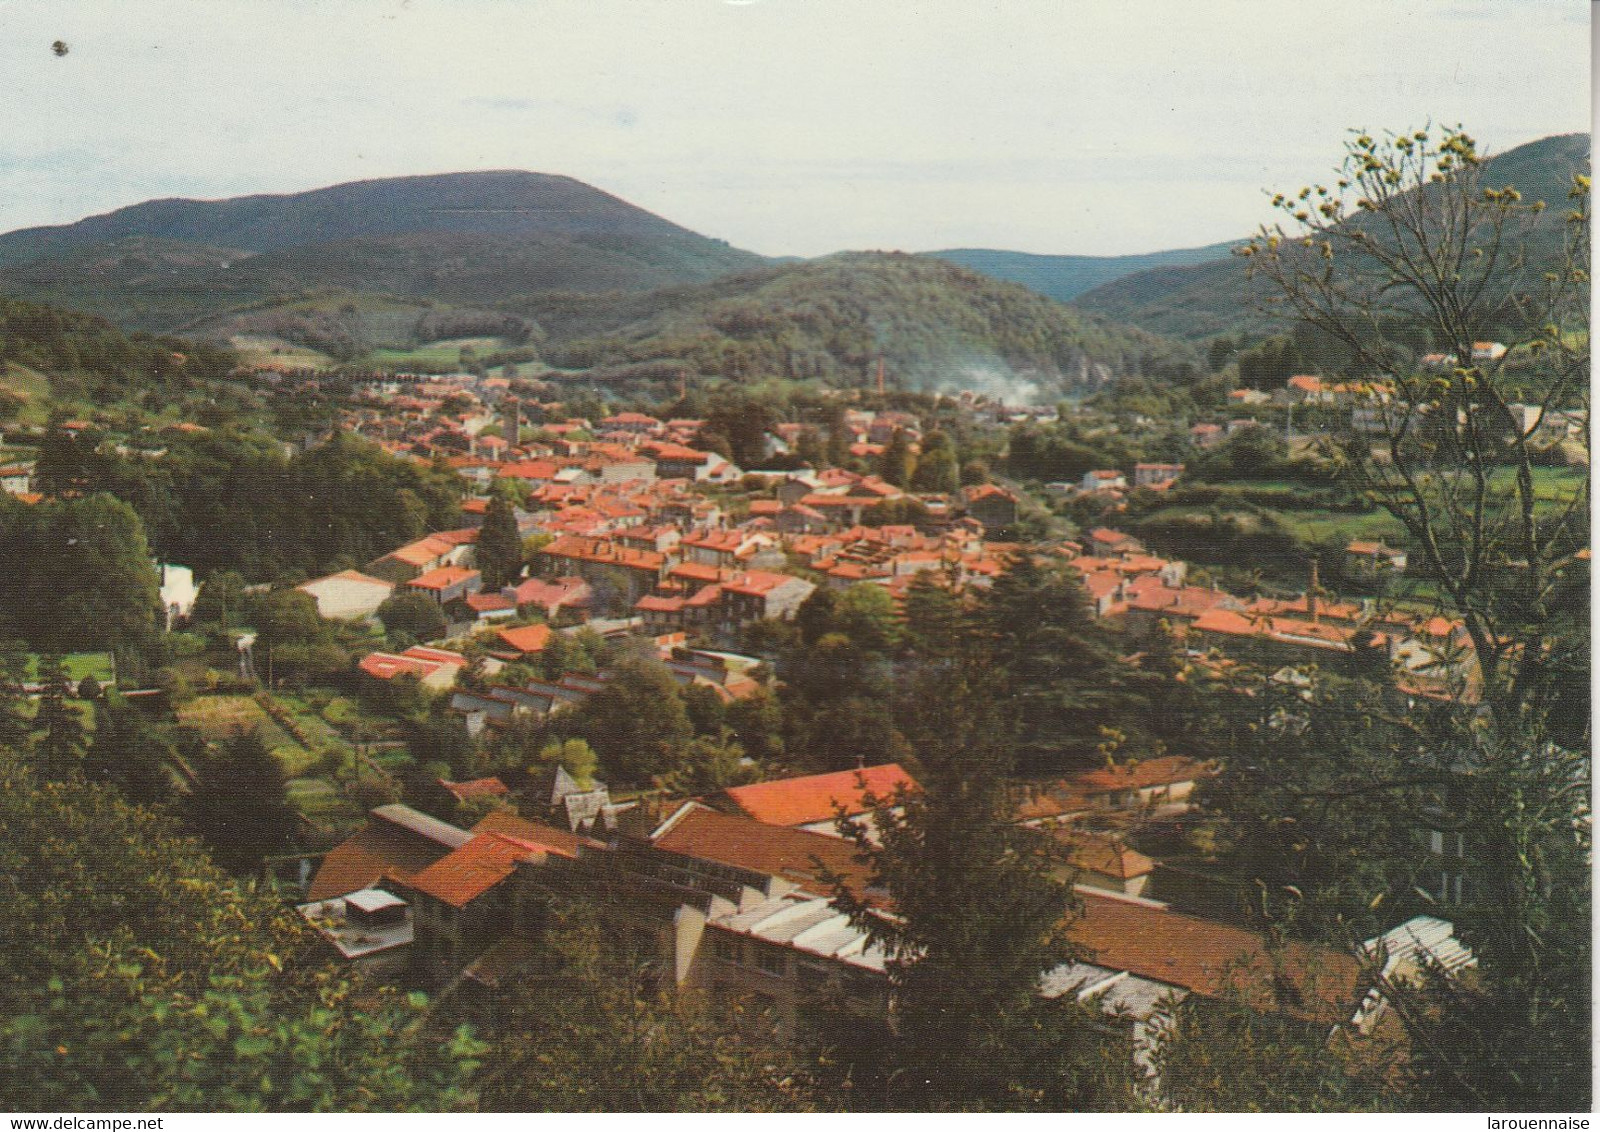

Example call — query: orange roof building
[652,802,887,906]
[495,623,553,656]
[719,764,918,829]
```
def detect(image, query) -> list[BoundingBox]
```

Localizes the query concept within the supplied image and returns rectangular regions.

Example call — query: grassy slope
[1,363,52,425]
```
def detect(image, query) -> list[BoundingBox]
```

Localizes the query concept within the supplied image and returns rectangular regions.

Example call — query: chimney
[1308,556,1321,623]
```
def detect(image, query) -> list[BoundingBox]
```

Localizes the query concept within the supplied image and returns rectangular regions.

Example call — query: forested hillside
[0,297,239,422]
[505,252,1199,395]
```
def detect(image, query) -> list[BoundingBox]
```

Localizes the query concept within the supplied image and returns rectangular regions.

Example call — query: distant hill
[926,242,1239,303]
[1072,132,1591,341]
[498,252,1198,398]
[0,172,766,332]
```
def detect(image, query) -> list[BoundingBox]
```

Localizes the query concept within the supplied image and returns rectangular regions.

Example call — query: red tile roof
[471,811,588,857]
[496,623,553,655]
[408,565,479,591]
[405,833,545,908]
[1064,755,1215,795]
[359,652,445,681]
[542,534,665,572]
[653,803,886,905]
[1053,832,1156,880]
[440,776,510,802]
[387,535,457,567]
[466,592,516,613]
[307,821,456,901]
[722,764,918,827]
[1070,890,1360,1022]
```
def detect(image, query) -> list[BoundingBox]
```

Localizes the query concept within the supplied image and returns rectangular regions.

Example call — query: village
[0,361,1471,1081]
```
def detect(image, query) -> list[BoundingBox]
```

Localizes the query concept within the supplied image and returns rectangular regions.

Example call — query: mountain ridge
[1070,131,1590,341]
[0,170,742,264]
[925,241,1240,304]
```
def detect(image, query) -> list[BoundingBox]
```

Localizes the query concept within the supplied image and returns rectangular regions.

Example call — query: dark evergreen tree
[30,655,86,781]
[795,425,826,469]
[475,493,524,588]
[185,729,298,874]
[900,571,964,661]
[0,639,30,752]
[827,627,1106,1109]
[82,694,175,805]
[982,555,1153,769]
[824,403,852,468]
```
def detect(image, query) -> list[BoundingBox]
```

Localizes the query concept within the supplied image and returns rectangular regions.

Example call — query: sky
[0,0,1589,258]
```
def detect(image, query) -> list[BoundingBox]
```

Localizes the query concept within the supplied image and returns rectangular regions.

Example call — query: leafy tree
[726,687,784,763]
[6,494,161,653]
[192,570,249,632]
[572,656,692,783]
[660,734,755,795]
[877,427,915,487]
[701,396,775,469]
[537,737,599,790]
[1243,125,1591,1111]
[185,729,299,874]
[834,583,901,655]
[479,901,818,1111]
[377,590,449,645]
[1192,673,1454,936]
[252,589,328,651]
[680,681,727,736]
[0,743,483,1111]
[1153,962,1405,1111]
[910,428,960,493]
[794,586,839,647]
[475,494,524,589]
[860,496,931,528]
[795,696,909,774]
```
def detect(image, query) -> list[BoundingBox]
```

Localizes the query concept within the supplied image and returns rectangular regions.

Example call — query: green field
[285,777,361,830]
[1272,508,1412,548]
[361,336,515,371]
[1211,467,1586,551]
[176,694,312,770]
[25,652,116,685]
[1,363,52,426]
[228,335,336,370]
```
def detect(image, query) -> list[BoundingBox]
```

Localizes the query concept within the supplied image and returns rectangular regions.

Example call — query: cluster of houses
[1063,528,1476,701]
[271,385,1031,714]
[292,757,1472,1085]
